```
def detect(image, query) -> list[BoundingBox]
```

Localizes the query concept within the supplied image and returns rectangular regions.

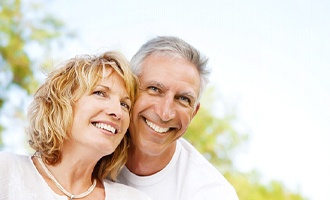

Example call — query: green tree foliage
[227,171,306,200]
[0,0,71,146]
[184,86,306,200]
[185,86,247,173]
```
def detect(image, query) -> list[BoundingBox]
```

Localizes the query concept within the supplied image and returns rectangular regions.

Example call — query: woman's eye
[93,91,106,97]
[121,102,131,111]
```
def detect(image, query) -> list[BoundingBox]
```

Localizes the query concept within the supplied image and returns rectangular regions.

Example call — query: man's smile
[145,119,170,134]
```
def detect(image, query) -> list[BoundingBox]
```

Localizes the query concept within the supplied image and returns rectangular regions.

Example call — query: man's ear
[192,102,200,117]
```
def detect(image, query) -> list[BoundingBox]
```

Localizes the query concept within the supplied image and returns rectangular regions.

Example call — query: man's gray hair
[130,36,211,101]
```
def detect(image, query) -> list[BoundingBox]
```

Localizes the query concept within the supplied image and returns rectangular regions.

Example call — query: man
[118,36,239,200]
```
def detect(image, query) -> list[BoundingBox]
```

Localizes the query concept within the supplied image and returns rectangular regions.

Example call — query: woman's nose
[105,98,123,120]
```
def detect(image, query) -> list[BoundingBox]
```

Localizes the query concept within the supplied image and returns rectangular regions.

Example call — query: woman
[0,51,152,199]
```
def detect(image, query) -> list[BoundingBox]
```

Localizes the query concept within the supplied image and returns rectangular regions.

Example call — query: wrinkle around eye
[179,96,190,103]
[177,97,192,107]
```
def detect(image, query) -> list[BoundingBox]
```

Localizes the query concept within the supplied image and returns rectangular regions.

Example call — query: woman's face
[69,67,131,156]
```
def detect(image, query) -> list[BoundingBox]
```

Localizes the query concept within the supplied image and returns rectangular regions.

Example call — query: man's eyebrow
[145,81,167,89]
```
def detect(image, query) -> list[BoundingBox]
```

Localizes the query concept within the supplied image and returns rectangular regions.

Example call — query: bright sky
[4,0,330,199]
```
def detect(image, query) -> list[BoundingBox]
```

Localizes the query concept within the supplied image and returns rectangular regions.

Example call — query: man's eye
[179,96,191,104]
[148,86,159,93]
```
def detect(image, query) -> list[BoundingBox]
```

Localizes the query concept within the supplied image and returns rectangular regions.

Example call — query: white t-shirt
[0,151,152,200]
[118,138,239,200]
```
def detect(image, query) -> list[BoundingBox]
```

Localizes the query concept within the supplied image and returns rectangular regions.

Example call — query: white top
[118,138,239,200]
[0,151,152,200]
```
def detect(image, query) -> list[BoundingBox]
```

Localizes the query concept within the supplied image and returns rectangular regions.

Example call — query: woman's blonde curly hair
[27,51,139,181]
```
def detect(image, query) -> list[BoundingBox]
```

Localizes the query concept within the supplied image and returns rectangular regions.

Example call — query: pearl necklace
[36,154,97,199]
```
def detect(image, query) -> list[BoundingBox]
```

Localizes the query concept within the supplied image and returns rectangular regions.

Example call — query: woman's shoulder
[103,179,153,200]
[0,151,17,163]
[0,151,31,168]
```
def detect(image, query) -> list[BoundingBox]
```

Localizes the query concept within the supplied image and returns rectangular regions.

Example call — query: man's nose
[156,96,176,122]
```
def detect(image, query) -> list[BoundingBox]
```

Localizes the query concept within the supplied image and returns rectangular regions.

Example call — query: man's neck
[125,142,176,176]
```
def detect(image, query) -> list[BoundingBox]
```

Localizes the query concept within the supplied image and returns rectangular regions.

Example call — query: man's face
[129,54,201,156]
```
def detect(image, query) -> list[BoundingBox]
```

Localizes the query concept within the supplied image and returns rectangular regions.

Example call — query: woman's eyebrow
[95,84,110,91]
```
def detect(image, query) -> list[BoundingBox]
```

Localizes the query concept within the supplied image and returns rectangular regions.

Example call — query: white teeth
[145,120,170,133]
[94,123,116,134]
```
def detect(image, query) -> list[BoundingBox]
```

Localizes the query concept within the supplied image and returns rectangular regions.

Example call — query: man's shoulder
[178,137,205,154]
[177,138,226,179]
[178,138,218,168]
[176,138,239,199]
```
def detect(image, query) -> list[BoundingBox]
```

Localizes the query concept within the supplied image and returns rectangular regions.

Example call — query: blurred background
[1,0,329,199]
